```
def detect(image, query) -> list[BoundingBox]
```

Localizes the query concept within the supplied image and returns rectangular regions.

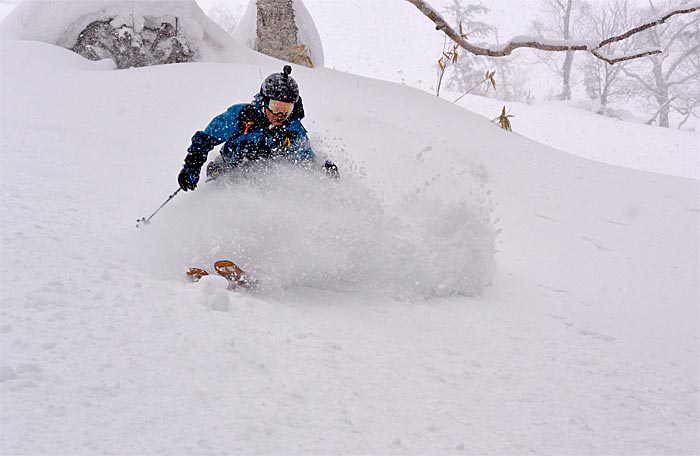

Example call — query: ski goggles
[266,99,294,117]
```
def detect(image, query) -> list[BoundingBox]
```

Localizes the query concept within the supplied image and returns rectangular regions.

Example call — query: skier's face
[265,99,294,126]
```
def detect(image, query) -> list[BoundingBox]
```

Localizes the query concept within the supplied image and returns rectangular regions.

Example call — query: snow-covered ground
[1,2,699,455]
[450,94,700,180]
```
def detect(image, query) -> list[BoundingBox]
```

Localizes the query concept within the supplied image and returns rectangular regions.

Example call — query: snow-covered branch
[597,3,700,48]
[404,0,700,64]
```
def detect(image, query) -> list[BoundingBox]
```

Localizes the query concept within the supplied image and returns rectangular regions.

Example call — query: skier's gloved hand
[178,166,200,191]
[324,160,339,179]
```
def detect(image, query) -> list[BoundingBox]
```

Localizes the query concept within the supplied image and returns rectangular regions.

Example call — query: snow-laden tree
[0,0,244,69]
[624,0,700,128]
[72,17,194,68]
[579,0,639,114]
[233,0,323,68]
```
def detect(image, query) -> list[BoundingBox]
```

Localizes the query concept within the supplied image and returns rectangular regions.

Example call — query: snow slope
[450,94,700,180]
[1,39,699,456]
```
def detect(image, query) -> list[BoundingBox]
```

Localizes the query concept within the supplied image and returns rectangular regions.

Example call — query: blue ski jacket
[183,94,314,171]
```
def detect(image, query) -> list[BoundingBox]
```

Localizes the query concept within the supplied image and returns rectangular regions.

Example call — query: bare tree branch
[404,0,700,64]
[596,4,700,47]
[591,48,663,64]
[653,11,698,48]
[664,38,700,77]
[667,68,700,88]
[645,95,678,124]
[621,66,657,93]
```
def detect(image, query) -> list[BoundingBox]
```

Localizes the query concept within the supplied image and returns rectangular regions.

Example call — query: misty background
[2,0,696,130]
[201,0,700,130]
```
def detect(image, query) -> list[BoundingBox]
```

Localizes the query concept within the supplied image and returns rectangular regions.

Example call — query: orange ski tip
[186,267,209,282]
[214,260,245,280]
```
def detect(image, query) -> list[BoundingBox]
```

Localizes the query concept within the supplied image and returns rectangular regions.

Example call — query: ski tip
[186,261,258,291]
[186,267,210,282]
[214,260,245,281]
[214,260,258,291]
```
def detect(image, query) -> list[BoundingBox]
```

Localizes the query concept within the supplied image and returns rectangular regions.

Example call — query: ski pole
[136,188,181,228]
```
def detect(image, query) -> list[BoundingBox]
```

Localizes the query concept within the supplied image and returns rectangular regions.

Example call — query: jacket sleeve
[183,106,242,169]
[183,131,222,169]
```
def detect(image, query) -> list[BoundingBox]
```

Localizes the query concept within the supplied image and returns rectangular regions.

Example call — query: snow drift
[0,0,251,63]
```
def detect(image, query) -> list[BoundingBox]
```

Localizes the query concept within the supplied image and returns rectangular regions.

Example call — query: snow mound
[134,162,496,299]
[0,0,251,63]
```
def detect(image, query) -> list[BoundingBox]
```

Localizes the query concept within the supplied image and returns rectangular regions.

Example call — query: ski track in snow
[1,40,698,455]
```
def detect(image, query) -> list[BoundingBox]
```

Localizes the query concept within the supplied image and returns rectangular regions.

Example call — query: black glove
[178,166,200,191]
[324,160,340,179]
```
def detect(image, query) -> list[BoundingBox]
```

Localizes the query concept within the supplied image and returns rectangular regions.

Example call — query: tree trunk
[657,96,670,128]
[600,80,609,114]
[652,58,670,128]
[256,0,299,63]
[560,51,573,100]
[558,0,574,100]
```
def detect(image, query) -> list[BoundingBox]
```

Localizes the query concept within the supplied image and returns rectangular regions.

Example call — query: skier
[178,65,338,191]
